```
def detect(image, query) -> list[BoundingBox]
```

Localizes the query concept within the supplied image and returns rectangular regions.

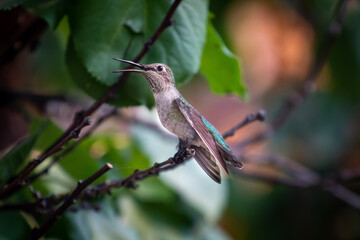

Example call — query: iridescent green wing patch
[201,116,230,151]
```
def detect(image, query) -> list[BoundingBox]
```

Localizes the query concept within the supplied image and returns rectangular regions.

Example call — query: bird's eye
[157,65,163,71]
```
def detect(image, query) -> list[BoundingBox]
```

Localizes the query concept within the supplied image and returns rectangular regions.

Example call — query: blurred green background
[0,0,360,239]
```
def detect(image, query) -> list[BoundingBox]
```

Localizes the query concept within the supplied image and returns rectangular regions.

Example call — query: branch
[0,111,260,213]
[82,147,195,199]
[31,163,113,240]
[222,110,266,139]
[81,111,262,199]
[238,0,350,148]
[0,0,183,200]
[238,154,360,209]
[27,108,118,183]
[0,117,92,199]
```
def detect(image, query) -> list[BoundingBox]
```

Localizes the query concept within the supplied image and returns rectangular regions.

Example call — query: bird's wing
[216,142,243,168]
[175,98,228,173]
[192,146,221,183]
[200,116,243,168]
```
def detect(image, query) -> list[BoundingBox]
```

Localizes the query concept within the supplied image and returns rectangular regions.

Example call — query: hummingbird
[113,58,242,183]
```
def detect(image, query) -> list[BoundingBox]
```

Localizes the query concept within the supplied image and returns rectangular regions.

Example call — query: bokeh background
[1,0,360,239]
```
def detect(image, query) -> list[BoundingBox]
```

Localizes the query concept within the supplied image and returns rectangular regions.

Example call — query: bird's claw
[173,146,195,163]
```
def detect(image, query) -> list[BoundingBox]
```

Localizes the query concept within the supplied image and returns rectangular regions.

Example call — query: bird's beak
[112,58,145,73]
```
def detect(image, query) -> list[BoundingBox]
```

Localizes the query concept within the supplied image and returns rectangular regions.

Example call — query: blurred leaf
[30,118,62,151]
[0,0,27,10]
[329,8,360,104]
[134,178,177,203]
[59,137,106,184]
[25,0,70,29]
[27,27,73,92]
[194,224,231,240]
[86,133,151,178]
[66,0,208,107]
[120,196,189,240]
[271,93,353,171]
[0,121,46,185]
[0,212,30,239]
[133,196,196,231]
[200,22,247,99]
[66,39,154,107]
[121,195,229,240]
[68,200,139,240]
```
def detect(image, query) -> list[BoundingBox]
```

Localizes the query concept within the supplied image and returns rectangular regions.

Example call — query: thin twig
[222,110,266,139]
[0,0,183,200]
[82,147,194,199]
[31,163,113,240]
[0,117,92,199]
[239,153,360,209]
[27,108,118,183]
[238,0,350,148]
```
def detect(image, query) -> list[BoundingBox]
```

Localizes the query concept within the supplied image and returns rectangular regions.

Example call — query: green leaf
[24,0,70,29]
[30,118,62,151]
[58,137,105,184]
[67,0,208,106]
[200,22,248,99]
[141,0,209,84]
[0,0,28,10]
[66,38,154,107]
[0,122,46,185]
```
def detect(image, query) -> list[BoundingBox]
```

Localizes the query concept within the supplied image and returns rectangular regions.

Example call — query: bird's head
[113,58,175,93]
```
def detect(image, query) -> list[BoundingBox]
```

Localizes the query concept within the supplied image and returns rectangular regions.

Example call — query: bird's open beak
[112,58,145,73]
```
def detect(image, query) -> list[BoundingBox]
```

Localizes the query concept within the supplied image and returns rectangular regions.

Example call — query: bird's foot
[186,147,195,156]
[173,146,195,163]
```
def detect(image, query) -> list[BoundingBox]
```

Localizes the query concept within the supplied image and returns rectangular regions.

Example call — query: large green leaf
[0,122,45,185]
[200,22,247,98]
[67,0,208,106]
[66,39,154,107]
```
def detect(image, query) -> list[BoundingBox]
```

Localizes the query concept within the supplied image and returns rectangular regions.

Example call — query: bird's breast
[154,93,197,141]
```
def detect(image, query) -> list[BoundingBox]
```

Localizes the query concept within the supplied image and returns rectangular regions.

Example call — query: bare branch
[238,154,360,209]
[0,117,92,199]
[27,108,118,183]
[31,163,113,240]
[82,147,194,199]
[222,110,266,139]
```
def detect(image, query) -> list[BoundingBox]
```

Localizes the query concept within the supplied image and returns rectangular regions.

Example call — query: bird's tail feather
[216,142,243,169]
[192,146,222,183]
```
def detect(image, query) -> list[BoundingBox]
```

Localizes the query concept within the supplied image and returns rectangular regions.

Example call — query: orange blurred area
[226,1,314,97]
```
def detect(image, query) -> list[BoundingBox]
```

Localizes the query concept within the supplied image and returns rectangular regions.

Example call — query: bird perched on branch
[113,59,242,183]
